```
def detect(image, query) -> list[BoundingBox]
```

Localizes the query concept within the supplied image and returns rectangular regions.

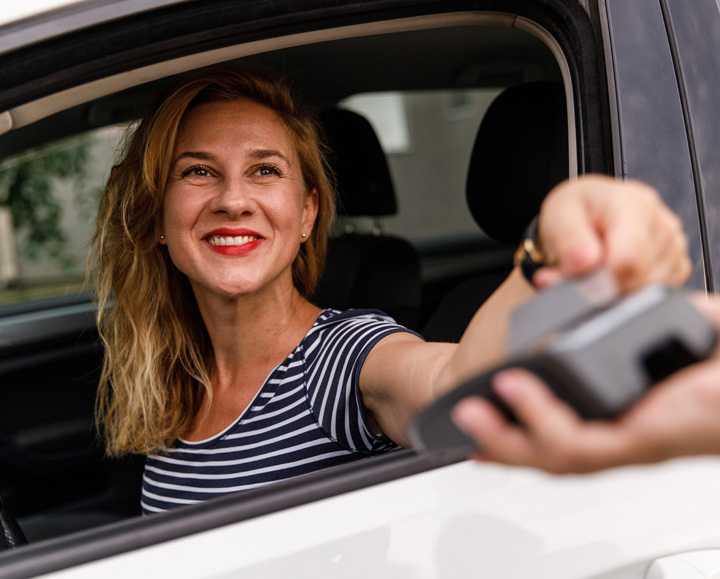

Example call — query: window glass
[0,126,126,307]
[339,88,503,243]
[341,92,411,153]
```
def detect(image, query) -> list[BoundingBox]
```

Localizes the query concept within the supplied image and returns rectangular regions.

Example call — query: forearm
[435,267,535,397]
[361,334,455,446]
[370,176,691,455]
[370,268,533,444]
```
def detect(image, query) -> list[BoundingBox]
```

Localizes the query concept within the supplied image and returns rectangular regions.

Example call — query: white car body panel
[649,551,720,579]
[40,457,720,579]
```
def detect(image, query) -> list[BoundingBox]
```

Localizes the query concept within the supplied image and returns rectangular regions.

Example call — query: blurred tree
[0,136,94,269]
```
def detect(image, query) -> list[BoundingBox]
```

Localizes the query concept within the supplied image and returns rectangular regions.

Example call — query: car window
[339,88,502,243]
[0,125,125,309]
[0,5,586,569]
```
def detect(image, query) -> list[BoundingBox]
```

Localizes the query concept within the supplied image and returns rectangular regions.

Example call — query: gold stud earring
[301,233,307,239]
[160,235,165,241]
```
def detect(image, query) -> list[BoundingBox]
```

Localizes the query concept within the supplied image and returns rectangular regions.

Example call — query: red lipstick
[204,228,264,256]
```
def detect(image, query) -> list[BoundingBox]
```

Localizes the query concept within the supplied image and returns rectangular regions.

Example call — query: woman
[92,66,690,513]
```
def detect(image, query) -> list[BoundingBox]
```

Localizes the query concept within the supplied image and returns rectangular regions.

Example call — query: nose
[207,176,256,218]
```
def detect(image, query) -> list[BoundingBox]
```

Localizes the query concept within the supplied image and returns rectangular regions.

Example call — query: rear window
[339,88,503,243]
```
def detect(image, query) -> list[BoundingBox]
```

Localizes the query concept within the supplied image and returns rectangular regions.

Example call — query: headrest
[467,82,568,244]
[320,108,397,217]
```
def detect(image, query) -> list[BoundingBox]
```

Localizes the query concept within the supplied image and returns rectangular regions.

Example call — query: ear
[301,188,319,240]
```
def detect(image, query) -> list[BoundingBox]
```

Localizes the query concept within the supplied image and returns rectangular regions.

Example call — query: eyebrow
[173,151,216,164]
[172,149,291,166]
[251,149,292,165]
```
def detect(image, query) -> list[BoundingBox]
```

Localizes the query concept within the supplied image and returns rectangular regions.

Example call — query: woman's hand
[436,176,693,395]
[532,176,691,291]
[451,295,720,474]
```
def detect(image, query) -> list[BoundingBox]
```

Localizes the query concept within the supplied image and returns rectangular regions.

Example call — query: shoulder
[314,308,399,327]
[306,308,421,347]
[301,308,421,368]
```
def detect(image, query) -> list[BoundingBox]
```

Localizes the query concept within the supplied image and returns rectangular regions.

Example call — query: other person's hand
[452,294,720,474]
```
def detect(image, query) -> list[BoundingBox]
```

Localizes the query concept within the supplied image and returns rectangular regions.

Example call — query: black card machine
[410,271,718,453]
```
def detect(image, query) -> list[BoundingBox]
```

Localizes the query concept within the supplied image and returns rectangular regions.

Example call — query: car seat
[421,81,568,342]
[313,108,422,330]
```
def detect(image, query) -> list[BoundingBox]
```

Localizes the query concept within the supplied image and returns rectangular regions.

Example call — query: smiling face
[160,99,318,302]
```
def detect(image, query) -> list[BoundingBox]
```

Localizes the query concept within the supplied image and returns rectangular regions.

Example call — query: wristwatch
[513,215,545,285]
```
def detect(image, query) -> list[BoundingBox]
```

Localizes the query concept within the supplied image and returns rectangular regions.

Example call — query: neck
[183,279,321,441]
[193,282,321,389]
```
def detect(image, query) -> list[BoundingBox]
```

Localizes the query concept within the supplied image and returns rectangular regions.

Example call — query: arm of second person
[451,295,720,473]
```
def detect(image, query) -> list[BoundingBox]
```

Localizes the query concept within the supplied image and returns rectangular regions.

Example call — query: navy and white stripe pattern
[141,309,417,513]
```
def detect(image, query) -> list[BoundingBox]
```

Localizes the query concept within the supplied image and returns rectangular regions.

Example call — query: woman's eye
[253,164,282,178]
[181,165,212,178]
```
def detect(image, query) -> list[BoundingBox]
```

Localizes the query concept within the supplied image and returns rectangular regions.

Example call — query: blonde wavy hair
[92,66,336,455]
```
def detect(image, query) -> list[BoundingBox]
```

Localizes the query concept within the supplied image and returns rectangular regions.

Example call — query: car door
[659,0,720,291]
[601,0,720,292]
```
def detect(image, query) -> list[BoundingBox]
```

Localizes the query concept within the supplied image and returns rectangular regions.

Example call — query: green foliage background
[0,135,97,270]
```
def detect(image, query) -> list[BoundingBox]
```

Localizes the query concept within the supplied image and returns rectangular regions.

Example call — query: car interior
[0,14,572,550]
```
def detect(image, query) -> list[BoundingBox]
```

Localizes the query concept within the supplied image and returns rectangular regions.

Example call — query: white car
[1,1,720,577]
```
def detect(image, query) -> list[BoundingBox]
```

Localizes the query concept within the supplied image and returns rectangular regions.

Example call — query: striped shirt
[141,309,418,513]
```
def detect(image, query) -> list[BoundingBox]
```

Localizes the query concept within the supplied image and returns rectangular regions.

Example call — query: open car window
[0,2,615,576]
[339,88,502,242]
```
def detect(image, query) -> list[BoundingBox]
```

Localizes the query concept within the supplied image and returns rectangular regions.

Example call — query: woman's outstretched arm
[360,176,691,447]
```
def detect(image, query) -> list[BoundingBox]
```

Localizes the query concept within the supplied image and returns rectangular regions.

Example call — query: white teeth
[207,235,258,246]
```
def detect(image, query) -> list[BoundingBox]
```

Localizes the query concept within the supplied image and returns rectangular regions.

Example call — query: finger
[489,369,588,470]
[621,355,720,459]
[640,243,692,288]
[625,230,690,290]
[647,209,690,286]
[537,180,605,276]
[491,369,582,436]
[602,190,689,290]
[491,369,643,472]
[690,292,720,329]
[587,181,657,287]
[452,397,539,465]
[531,266,564,289]
[453,385,646,473]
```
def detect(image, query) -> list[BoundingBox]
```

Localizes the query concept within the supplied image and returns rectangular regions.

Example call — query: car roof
[0,0,85,28]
